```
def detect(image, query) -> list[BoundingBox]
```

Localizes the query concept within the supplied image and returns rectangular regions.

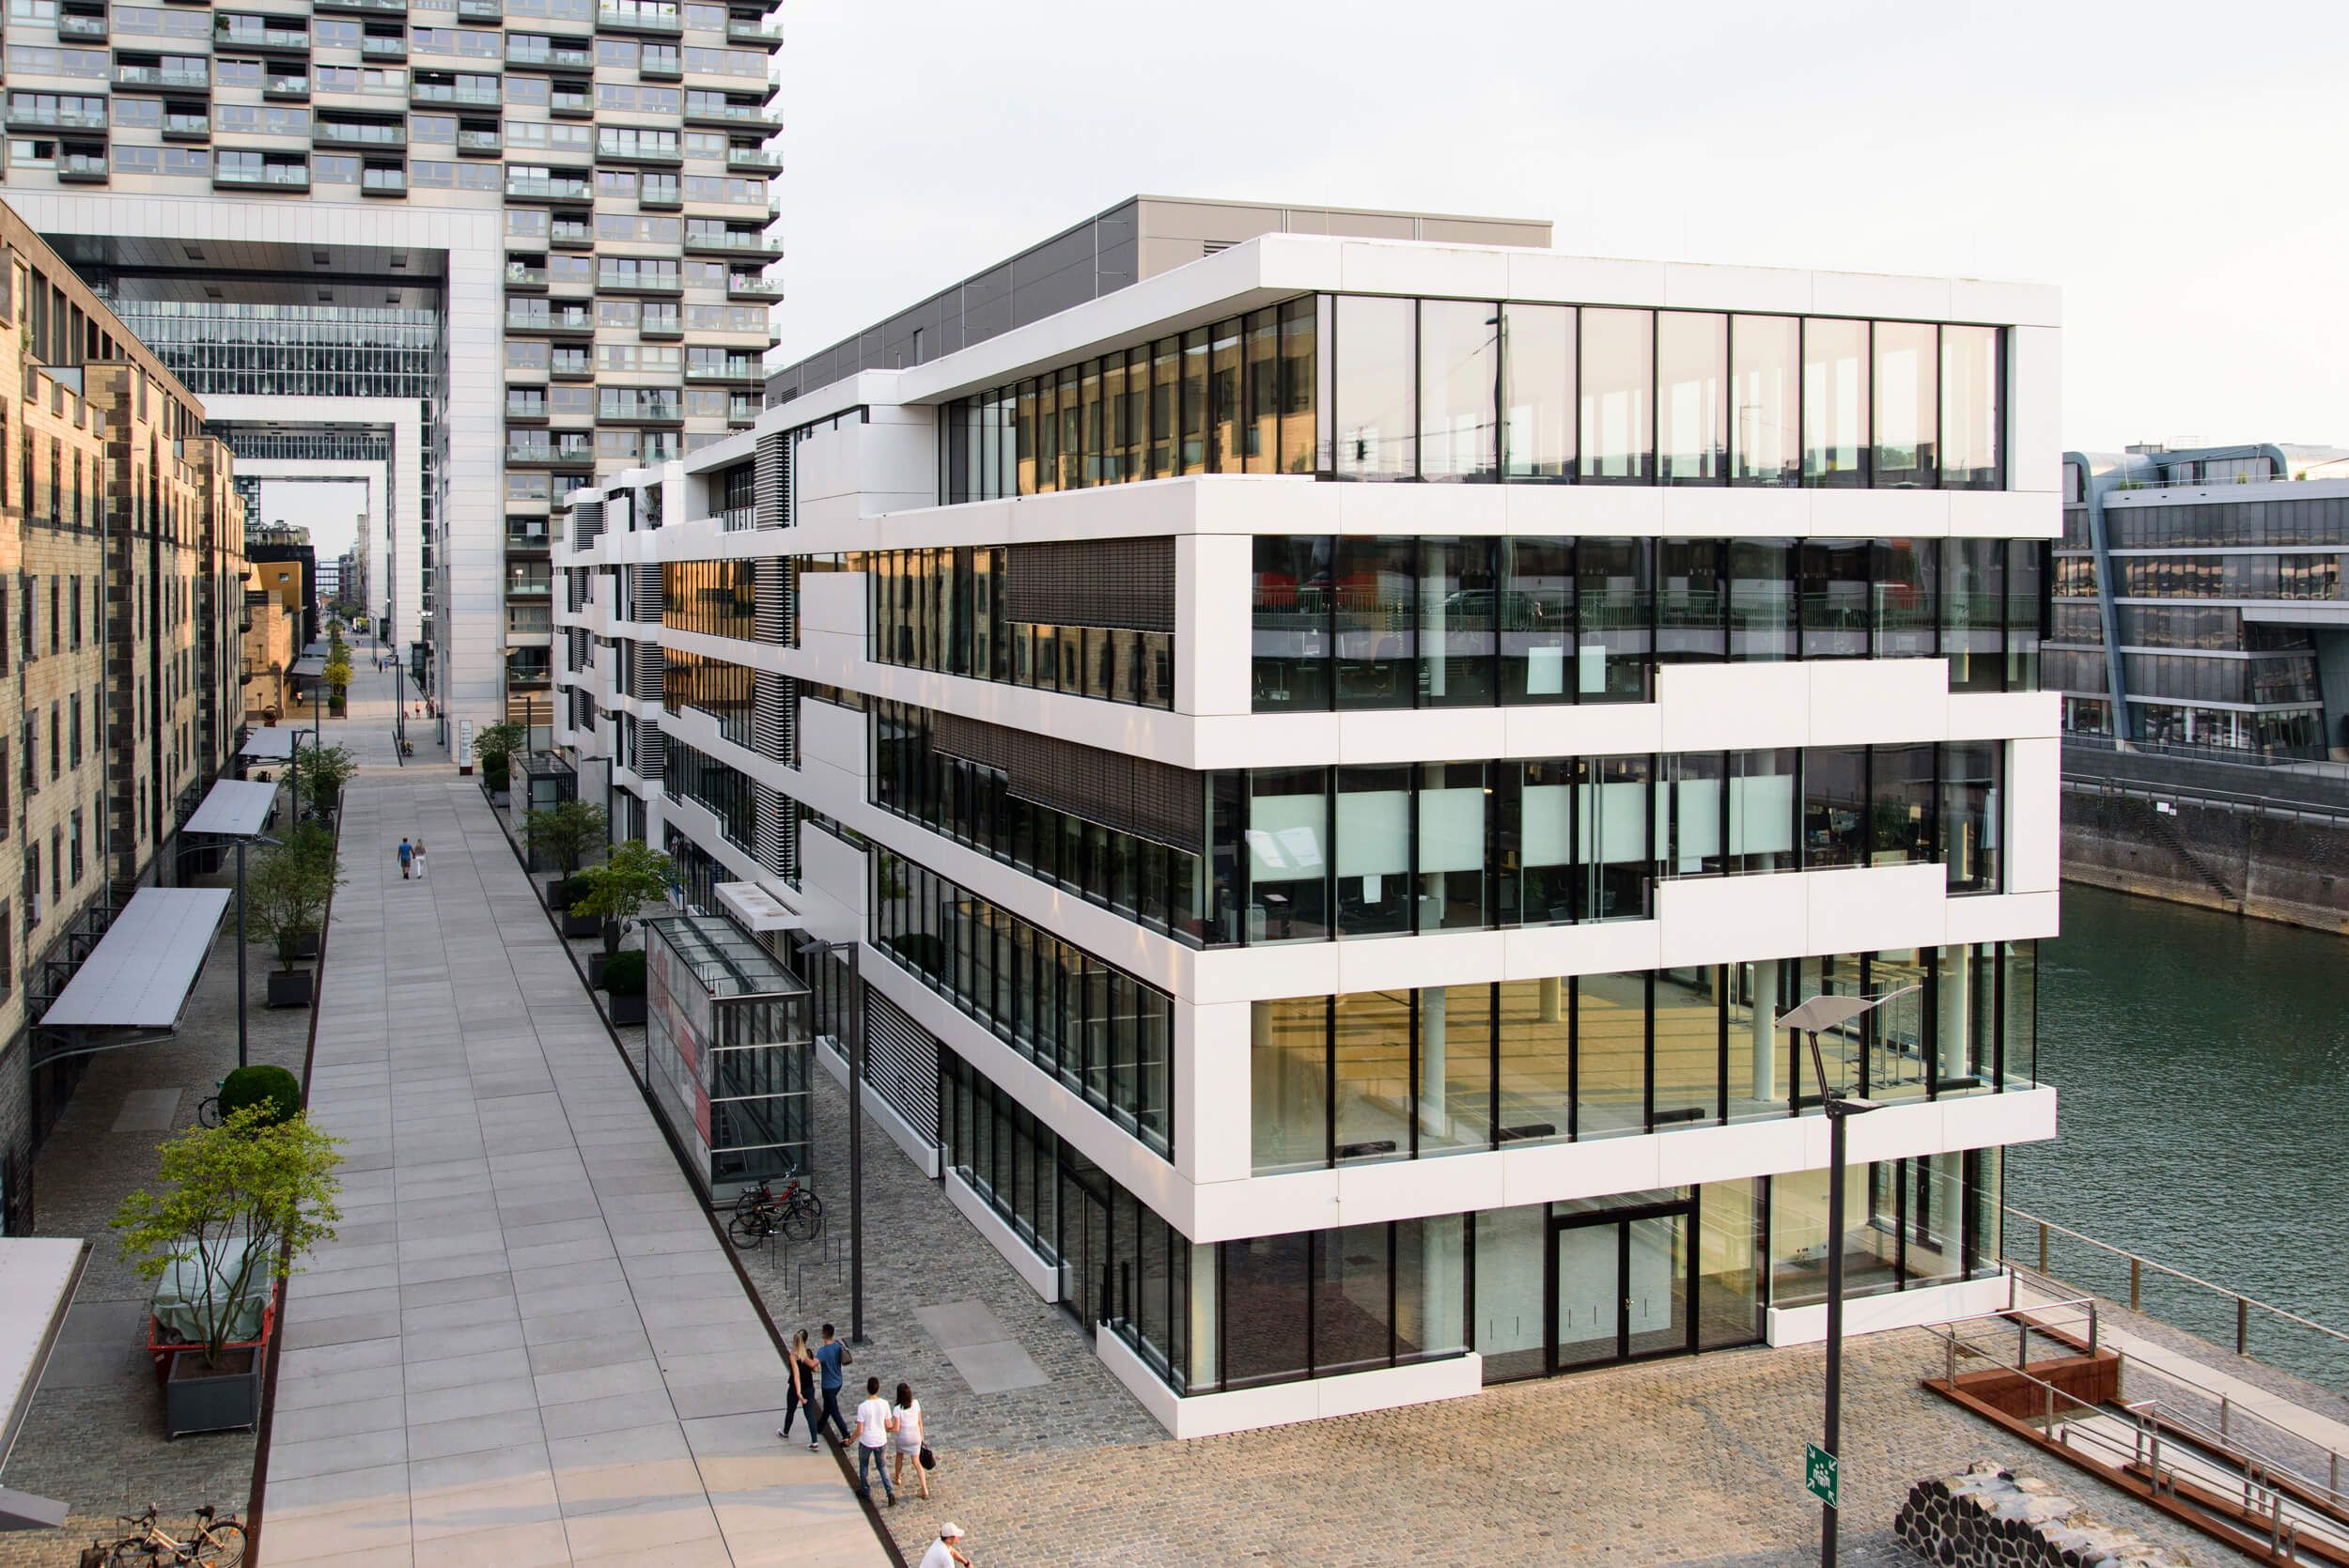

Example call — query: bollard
[2038,1220,2049,1275]
[2130,1256,2141,1313]
[2238,1296,2250,1357]
[2222,1396,2232,1446]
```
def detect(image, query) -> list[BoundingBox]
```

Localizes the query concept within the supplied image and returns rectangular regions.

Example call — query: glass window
[1943,537,2005,693]
[1246,768,1329,943]
[1771,1162,1902,1306]
[1332,536,1416,708]
[1873,320,1937,488]
[1496,975,1572,1144]
[1148,339,1176,479]
[1315,1222,1393,1373]
[1501,302,1573,479]
[1580,756,1651,920]
[1940,740,1999,893]
[1473,1203,1548,1379]
[1652,967,1720,1126]
[1802,747,1867,868]
[1657,311,1727,484]
[1579,307,1653,481]
[1799,539,1871,659]
[1499,536,1572,704]
[1940,325,2001,489]
[1419,298,1499,480]
[1208,318,1244,474]
[1730,315,1799,486]
[1331,295,1415,479]
[1252,535,1330,712]
[1662,752,1724,877]
[1419,536,1495,706]
[1237,310,1276,474]
[1727,538,1795,660]
[1419,985,1491,1156]
[1874,537,1938,658]
[1221,1233,1311,1388]
[1802,318,1870,487]
[1179,328,1207,475]
[2006,539,2043,691]
[1870,743,1935,865]
[1656,538,1725,663]
[1418,761,1486,932]
[1576,537,1651,702]
[1575,970,1647,1137]
[1335,765,1411,938]
[1332,990,1410,1163]
[1728,749,1798,874]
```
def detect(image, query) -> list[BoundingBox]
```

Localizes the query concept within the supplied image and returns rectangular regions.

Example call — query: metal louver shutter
[1002,536,1174,631]
[929,712,1202,853]
[632,642,666,705]
[637,719,664,783]
[753,557,790,646]
[863,991,940,1146]
[631,564,662,624]
[752,671,793,766]
[753,782,794,881]
[754,428,789,529]
[572,500,603,547]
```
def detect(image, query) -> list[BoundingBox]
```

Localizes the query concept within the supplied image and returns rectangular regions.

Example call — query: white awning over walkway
[715,880,798,932]
[240,728,296,760]
[185,779,276,838]
[288,656,326,678]
[40,889,232,1030]
[0,1237,86,1522]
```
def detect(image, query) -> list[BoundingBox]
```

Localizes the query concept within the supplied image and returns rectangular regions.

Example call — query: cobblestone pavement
[0,793,317,1568]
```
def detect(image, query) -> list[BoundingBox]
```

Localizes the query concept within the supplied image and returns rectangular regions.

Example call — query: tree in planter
[112,1105,343,1369]
[473,721,526,796]
[599,948,648,1024]
[524,798,607,888]
[297,741,357,821]
[252,830,339,972]
[323,653,353,714]
[569,839,678,956]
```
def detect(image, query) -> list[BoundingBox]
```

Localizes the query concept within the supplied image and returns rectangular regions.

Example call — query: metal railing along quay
[2005,1204,2349,1372]
[2060,770,2349,828]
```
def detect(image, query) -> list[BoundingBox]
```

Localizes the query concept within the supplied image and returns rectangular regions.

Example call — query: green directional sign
[1805,1444,1840,1509]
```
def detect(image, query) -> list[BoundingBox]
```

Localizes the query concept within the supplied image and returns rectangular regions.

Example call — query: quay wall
[2061,787,2349,934]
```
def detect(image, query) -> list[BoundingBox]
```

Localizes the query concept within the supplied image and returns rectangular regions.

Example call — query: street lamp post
[794,933,866,1345]
[1775,985,1919,1568]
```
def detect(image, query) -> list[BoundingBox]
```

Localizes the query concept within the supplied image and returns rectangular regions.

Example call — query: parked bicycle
[726,1174,822,1249]
[194,1082,225,1128]
[93,1502,244,1566]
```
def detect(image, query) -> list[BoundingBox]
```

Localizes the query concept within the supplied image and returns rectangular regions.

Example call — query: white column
[1750,958,1778,1102]
[1419,986,1447,1138]
[1539,975,1563,1023]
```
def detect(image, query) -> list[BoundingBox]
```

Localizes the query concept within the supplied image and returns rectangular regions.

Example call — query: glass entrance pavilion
[643,910,813,1206]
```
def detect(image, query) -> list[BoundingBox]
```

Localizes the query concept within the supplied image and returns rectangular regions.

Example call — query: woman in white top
[412,840,428,881]
[891,1381,929,1500]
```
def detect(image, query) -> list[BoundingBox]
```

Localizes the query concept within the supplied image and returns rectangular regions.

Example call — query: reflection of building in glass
[2052,443,2349,758]
[643,910,811,1203]
[562,196,2063,1436]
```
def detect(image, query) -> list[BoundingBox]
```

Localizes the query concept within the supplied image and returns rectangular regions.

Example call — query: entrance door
[1548,1201,1695,1372]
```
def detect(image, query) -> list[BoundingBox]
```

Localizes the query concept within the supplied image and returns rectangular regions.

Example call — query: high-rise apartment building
[0,198,246,1232]
[2052,442,2349,758]
[0,0,781,737]
[554,199,2062,1436]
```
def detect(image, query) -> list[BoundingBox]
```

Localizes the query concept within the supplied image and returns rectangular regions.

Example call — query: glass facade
[871,846,1173,1157]
[662,646,753,747]
[938,297,2003,501]
[1250,943,2033,1172]
[643,911,812,1204]
[661,557,754,641]
[1252,535,2046,710]
[868,545,1174,709]
[663,736,755,854]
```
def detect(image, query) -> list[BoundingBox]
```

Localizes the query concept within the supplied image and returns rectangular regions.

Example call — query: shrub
[600,949,646,995]
[218,1064,302,1127]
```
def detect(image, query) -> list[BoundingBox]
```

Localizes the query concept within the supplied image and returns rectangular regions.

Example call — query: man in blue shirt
[811,1322,852,1445]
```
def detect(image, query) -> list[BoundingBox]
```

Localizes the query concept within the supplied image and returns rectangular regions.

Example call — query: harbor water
[2012,882,2349,1387]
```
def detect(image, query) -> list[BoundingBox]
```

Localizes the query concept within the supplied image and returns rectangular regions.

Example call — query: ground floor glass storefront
[939,1045,2005,1401]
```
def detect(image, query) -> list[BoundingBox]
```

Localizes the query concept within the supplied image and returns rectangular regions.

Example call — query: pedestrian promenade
[261,660,890,1565]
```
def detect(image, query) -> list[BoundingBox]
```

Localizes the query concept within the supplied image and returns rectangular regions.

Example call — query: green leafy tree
[251,830,340,969]
[297,741,356,817]
[473,721,526,792]
[218,1065,302,1127]
[570,839,678,955]
[113,1106,343,1365]
[599,948,646,996]
[524,798,607,881]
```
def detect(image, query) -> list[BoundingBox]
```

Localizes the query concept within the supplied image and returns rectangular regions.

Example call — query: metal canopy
[288,656,326,677]
[240,728,296,760]
[40,889,232,1030]
[185,779,276,838]
[715,880,797,932]
[0,1237,87,1520]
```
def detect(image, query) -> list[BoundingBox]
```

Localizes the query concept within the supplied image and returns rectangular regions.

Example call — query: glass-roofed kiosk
[642,911,813,1206]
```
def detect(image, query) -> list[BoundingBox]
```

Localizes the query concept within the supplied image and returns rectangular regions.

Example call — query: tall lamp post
[1775,984,1919,1568]
[793,933,866,1345]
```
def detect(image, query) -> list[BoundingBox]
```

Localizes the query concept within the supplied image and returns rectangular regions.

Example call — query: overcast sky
[772,0,2346,457]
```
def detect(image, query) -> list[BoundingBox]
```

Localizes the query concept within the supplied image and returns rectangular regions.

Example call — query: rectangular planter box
[267,969,314,1008]
[164,1346,262,1436]
[544,877,576,911]
[293,931,321,959]
[561,910,600,939]
[608,991,646,1025]
[587,951,611,988]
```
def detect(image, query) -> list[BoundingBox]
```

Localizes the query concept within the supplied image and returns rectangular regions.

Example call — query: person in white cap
[918,1522,972,1568]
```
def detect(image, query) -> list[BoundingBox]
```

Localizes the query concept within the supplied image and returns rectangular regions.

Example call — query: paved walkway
[260,665,891,1565]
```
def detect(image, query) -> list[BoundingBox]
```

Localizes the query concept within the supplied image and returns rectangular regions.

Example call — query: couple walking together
[777,1323,937,1507]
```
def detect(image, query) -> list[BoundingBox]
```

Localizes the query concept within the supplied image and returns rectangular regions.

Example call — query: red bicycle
[726,1174,822,1248]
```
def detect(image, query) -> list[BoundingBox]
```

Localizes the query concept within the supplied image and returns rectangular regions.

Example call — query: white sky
[258,479,368,567]
[771,0,2346,456]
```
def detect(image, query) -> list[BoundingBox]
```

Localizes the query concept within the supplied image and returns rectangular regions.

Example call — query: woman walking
[776,1329,818,1448]
[412,839,428,881]
[891,1382,929,1501]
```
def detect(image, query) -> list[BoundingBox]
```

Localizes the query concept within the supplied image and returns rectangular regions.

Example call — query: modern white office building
[552,197,2063,1436]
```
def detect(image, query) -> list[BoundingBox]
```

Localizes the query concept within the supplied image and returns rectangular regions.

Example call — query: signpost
[1805,1444,1839,1510]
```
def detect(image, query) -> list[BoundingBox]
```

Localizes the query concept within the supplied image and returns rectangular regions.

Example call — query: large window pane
[1499,536,1572,703]
[1802,746,1867,868]
[1943,537,2005,693]
[1315,1223,1394,1374]
[1501,302,1574,479]
[1697,1179,1766,1349]
[1577,537,1651,702]
[1332,989,1411,1163]
[1799,538,1871,658]
[1418,761,1487,932]
[1420,536,1496,706]
[1335,765,1411,938]
[1333,536,1416,708]
[1575,970,1647,1138]
[1870,742,1935,865]
[1419,984,1492,1155]
[1332,294,1415,479]
[1395,1215,1468,1361]
[1496,975,1572,1144]
[1939,739,2000,893]
[1874,537,1938,658]
[1727,959,1792,1120]
[1179,328,1207,475]
[1419,298,1499,479]
[1209,318,1245,474]
[1580,755,1652,919]
[1728,748,1798,874]
[1252,535,1330,712]
[1473,1204,1547,1380]
[1221,1233,1311,1388]
[1770,1162,1900,1307]
[1579,307,1653,481]
[1657,311,1727,484]
[1661,751,1724,877]
[1730,314,1798,486]
[1511,759,1576,925]
[1728,537,1795,660]
[1656,537,1725,663]
[2007,539,2044,691]
[1652,966,1720,1126]
[1278,297,1317,474]
[1149,338,1177,478]
[1250,996,1326,1173]
[1873,320,1937,488]
[1940,325,2001,489]
[1801,318,1870,487]
[1246,767,1329,942]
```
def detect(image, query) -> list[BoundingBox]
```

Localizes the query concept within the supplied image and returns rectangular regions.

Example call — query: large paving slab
[260,741,893,1567]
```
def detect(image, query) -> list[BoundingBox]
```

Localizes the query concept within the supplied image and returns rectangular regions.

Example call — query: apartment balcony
[506,437,594,468]
[596,267,682,295]
[8,101,110,132]
[457,0,502,21]
[725,143,781,173]
[313,0,407,13]
[639,181,682,210]
[549,351,594,380]
[506,574,553,598]
[507,39,593,71]
[314,118,406,149]
[161,108,208,138]
[549,87,594,118]
[215,18,308,51]
[57,12,108,41]
[360,163,407,196]
[726,272,782,302]
[213,161,311,192]
[594,137,681,165]
[456,125,502,156]
[684,361,761,383]
[505,303,595,336]
[599,398,683,426]
[549,220,593,250]
[360,32,406,60]
[726,396,759,426]
[504,260,548,291]
[639,312,682,340]
[506,521,552,550]
[681,99,773,130]
[683,227,783,261]
[596,1,681,32]
[264,70,309,100]
[116,64,210,92]
[506,172,593,204]
[57,149,110,182]
[410,82,502,108]
[638,50,680,81]
[725,16,781,48]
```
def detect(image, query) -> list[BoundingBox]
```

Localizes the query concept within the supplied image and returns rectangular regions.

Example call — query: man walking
[397,837,414,880]
[812,1323,851,1447]
[919,1523,972,1568]
[853,1376,896,1505]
